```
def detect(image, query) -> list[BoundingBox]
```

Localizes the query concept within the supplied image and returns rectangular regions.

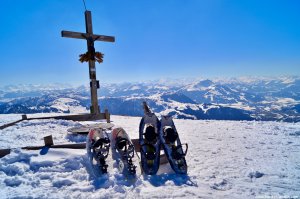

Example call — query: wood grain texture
[61,31,115,42]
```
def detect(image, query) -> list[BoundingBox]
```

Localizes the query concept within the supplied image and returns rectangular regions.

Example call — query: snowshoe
[160,115,188,174]
[111,127,138,178]
[86,128,111,175]
[139,112,161,175]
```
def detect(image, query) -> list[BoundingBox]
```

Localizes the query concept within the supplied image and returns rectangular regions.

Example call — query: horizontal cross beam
[61,30,115,42]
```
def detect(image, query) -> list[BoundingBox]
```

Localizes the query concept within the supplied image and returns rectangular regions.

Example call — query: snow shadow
[81,154,115,189]
[145,173,198,187]
[91,175,112,189]
[85,163,141,189]
[82,155,143,190]
[89,172,140,190]
[143,163,197,187]
[39,146,49,155]
[65,134,87,143]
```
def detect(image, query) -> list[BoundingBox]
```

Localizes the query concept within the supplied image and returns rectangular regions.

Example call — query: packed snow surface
[50,98,88,113]
[0,114,300,198]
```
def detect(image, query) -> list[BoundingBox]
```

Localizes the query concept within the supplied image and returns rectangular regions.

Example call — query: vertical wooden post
[44,135,54,146]
[0,149,11,158]
[105,109,110,123]
[85,11,100,115]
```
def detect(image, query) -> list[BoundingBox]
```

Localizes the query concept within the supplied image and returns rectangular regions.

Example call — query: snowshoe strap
[171,143,188,160]
[100,163,108,173]
[127,159,137,175]
[164,127,178,143]
[129,165,136,175]
[95,147,110,159]
[99,158,106,165]
[116,137,135,159]
[126,144,135,159]
[141,144,156,160]
[116,138,128,150]
[93,137,110,148]
[93,137,111,160]
[143,125,157,143]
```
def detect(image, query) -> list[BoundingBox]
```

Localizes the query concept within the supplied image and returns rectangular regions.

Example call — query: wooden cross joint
[61,31,115,43]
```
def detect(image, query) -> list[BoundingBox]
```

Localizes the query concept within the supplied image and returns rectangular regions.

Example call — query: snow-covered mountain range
[0,76,299,122]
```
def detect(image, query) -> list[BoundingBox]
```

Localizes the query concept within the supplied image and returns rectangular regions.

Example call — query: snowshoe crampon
[112,127,138,176]
[86,128,110,175]
[160,116,188,174]
[139,113,161,175]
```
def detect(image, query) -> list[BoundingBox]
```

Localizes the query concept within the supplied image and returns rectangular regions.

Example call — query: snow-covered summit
[0,114,299,198]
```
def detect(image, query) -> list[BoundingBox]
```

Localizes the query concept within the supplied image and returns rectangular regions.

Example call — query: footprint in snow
[210,179,232,191]
[248,171,264,179]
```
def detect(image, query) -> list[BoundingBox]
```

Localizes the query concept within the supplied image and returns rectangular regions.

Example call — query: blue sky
[0,0,299,85]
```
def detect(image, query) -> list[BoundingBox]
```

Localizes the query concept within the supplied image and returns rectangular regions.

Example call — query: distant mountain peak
[184,79,214,91]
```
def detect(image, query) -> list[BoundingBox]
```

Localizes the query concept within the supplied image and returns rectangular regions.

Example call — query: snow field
[0,114,299,198]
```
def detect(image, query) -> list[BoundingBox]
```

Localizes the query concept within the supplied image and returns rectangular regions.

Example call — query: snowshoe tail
[160,115,188,174]
[143,101,152,114]
[139,112,161,175]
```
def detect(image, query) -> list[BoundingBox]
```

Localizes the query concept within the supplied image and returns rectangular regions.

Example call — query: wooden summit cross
[61,10,115,116]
